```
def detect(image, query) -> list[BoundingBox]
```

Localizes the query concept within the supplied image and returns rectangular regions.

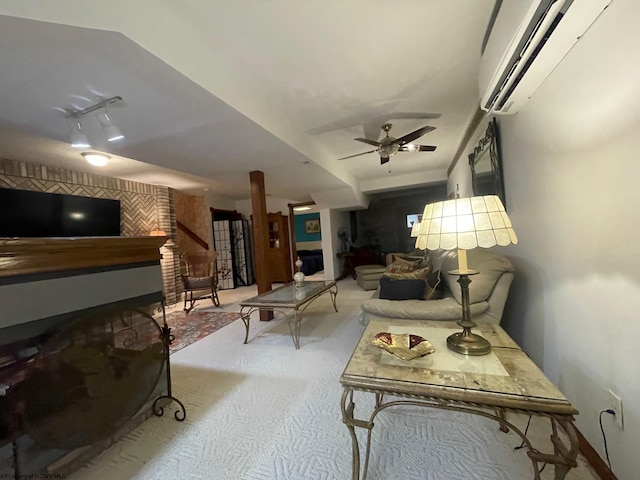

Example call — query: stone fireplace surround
[0,236,169,477]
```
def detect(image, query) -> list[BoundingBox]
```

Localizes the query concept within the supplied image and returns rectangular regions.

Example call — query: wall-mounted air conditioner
[479,0,611,114]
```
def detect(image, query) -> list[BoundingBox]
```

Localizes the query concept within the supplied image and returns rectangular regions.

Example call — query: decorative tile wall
[0,158,181,304]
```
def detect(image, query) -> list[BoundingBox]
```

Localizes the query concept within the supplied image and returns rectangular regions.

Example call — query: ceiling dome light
[67,117,91,148]
[96,110,124,142]
[81,152,110,167]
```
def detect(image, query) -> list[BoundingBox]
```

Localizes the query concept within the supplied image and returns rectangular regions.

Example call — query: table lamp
[415,195,517,355]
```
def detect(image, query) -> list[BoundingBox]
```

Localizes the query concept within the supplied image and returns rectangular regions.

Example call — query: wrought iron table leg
[496,408,509,432]
[329,285,339,312]
[550,417,579,480]
[287,310,301,349]
[240,307,251,344]
[342,389,362,480]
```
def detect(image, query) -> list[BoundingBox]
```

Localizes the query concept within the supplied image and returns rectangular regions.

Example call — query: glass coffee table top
[240,281,336,307]
[240,281,338,349]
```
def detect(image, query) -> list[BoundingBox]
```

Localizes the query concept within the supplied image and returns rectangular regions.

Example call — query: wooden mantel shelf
[0,236,167,278]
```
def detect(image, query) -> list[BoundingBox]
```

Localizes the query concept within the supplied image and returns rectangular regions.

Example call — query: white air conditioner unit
[479,0,611,114]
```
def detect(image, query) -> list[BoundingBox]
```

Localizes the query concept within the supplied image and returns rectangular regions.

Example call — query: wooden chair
[179,252,220,313]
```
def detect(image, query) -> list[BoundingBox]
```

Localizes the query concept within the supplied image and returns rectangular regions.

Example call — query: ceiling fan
[338,123,437,165]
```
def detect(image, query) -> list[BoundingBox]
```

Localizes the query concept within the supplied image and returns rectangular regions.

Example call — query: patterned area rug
[161,309,241,354]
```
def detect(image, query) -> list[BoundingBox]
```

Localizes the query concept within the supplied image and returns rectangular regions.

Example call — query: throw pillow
[383,265,432,281]
[396,253,431,270]
[379,276,427,301]
[385,257,420,274]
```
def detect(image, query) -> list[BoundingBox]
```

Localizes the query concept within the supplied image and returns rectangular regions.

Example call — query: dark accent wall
[352,183,447,255]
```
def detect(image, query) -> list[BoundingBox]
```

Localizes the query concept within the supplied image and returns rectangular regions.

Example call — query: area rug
[160,309,241,354]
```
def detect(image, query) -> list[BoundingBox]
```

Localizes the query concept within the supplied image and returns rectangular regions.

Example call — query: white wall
[205,193,236,212]
[451,2,640,477]
[320,208,350,281]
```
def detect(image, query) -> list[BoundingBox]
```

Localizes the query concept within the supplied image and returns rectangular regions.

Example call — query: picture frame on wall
[305,219,321,234]
[406,214,422,228]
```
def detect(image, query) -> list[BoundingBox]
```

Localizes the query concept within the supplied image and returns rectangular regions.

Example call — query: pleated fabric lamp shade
[415,195,518,251]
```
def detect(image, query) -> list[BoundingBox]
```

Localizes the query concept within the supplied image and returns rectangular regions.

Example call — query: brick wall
[174,190,211,254]
[0,158,181,305]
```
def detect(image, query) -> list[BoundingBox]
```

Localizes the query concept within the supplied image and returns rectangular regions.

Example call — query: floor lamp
[415,195,518,355]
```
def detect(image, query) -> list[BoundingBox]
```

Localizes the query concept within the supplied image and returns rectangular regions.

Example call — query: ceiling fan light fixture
[81,152,110,167]
[339,124,437,163]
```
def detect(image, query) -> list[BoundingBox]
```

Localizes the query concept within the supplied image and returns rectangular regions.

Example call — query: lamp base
[447,331,492,356]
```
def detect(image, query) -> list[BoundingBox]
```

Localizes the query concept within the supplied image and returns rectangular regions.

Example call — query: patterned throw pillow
[385,257,421,274]
[397,253,431,270]
[383,265,432,281]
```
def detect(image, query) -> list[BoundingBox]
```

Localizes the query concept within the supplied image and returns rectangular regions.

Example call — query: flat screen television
[0,187,121,237]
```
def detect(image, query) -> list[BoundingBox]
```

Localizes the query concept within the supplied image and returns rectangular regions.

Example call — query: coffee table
[240,281,338,349]
[340,318,579,480]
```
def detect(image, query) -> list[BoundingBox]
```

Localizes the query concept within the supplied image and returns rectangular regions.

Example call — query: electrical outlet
[608,390,624,429]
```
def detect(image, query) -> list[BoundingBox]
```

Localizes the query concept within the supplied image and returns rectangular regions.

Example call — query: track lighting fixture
[65,96,125,147]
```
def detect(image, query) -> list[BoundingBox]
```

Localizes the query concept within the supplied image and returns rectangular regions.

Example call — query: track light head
[96,110,124,142]
[67,117,91,148]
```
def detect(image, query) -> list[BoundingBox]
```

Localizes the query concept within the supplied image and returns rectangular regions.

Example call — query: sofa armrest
[361,297,489,321]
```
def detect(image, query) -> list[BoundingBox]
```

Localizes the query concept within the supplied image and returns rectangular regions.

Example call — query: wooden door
[267,212,292,283]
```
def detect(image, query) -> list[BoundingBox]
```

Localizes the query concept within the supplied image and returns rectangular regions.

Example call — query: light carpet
[69,281,597,480]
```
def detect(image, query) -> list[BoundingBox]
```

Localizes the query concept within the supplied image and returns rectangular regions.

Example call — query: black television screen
[0,187,121,237]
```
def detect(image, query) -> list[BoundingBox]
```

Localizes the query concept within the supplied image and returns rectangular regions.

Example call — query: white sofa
[359,248,515,325]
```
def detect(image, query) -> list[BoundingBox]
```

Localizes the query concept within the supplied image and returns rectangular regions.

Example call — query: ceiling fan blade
[396,126,436,146]
[416,145,437,152]
[380,156,390,165]
[399,144,437,152]
[354,137,381,147]
[338,149,377,160]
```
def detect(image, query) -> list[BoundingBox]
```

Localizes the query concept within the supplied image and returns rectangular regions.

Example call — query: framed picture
[305,219,321,234]
[406,214,422,228]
